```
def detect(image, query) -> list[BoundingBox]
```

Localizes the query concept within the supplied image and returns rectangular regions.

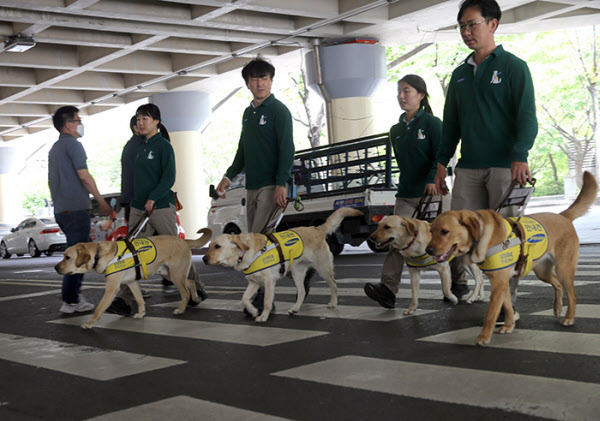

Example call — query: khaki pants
[246,185,282,234]
[450,167,519,303]
[119,205,205,305]
[381,196,450,294]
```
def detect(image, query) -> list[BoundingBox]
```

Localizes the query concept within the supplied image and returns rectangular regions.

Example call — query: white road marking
[418,327,600,357]
[0,333,185,381]
[273,355,600,421]
[156,299,438,321]
[0,289,62,302]
[531,304,600,319]
[49,315,328,347]
[86,395,292,421]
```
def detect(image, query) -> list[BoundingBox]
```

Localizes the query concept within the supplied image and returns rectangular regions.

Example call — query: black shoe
[106,297,132,316]
[496,307,520,326]
[364,283,395,309]
[188,288,208,307]
[444,283,470,302]
[243,289,275,316]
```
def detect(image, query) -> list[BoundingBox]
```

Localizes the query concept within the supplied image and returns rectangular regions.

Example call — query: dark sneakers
[444,283,470,303]
[364,283,396,309]
[106,297,132,316]
[187,288,208,307]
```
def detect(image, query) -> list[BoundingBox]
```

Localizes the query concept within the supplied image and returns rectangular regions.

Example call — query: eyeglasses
[456,20,485,34]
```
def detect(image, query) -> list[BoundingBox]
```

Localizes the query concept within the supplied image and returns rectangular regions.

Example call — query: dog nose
[54,264,60,273]
[425,246,434,256]
[202,255,209,265]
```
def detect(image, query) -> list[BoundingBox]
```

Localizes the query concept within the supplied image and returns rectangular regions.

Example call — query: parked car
[0,217,67,258]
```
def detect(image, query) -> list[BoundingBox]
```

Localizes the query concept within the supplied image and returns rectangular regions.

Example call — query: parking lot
[1,241,600,421]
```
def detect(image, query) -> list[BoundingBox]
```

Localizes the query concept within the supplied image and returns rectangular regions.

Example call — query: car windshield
[40,218,54,224]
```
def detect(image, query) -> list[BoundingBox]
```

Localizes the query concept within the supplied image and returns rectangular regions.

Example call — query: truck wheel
[367,239,389,253]
[223,224,241,235]
[327,235,344,256]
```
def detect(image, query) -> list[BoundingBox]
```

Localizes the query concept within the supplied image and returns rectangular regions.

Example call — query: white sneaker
[59,296,95,314]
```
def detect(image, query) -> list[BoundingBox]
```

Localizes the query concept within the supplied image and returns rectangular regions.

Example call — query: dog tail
[185,228,213,248]
[560,171,598,221]
[318,207,363,236]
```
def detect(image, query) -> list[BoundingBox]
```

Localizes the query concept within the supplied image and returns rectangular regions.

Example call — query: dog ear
[231,235,250,252]
[75,244,91,268]
[401,217,417,237]
[460,211,481,243]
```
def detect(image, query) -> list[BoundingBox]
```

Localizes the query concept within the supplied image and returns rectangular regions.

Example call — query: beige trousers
[246,185,282,234]
[450,167,518,303]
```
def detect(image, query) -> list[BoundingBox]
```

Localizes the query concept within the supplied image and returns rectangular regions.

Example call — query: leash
[266,233,286,275]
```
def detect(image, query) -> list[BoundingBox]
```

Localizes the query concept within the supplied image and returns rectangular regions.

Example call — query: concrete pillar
[0,146,23,224]
[150,91,211,236]
[305,43,387,143]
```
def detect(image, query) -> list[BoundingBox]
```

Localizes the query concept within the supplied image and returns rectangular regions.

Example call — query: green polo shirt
[225,94,295,189]
[390,108,442,198]
[131,132,176,210]
[438,45,537,169]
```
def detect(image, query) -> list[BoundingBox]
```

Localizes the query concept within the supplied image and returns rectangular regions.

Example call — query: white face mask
[76,124,85,137]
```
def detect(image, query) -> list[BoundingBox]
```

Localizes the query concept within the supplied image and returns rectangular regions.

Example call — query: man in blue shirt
[49,106,112,314]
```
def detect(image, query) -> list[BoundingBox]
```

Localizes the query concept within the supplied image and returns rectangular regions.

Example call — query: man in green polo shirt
[434,0,538,323]
[216,57,295,313]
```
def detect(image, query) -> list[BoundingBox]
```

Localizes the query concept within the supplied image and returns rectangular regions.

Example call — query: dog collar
[401,230,418,251]
[92,244,101,270]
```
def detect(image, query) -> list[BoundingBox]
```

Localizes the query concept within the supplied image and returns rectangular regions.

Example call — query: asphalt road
[1,244,600,421]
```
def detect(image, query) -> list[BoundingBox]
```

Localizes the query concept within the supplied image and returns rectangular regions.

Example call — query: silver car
[0,217,67,258]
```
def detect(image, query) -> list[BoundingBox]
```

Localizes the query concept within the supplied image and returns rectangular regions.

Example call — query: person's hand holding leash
[434,163,449,195]
[424,183,439,196]
[145,200,155,214]
[216,177,231,199]
[275,185,287,209]
[511,161,531,186]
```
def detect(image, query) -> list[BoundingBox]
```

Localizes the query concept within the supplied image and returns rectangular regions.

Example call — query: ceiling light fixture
[3,35,36,53]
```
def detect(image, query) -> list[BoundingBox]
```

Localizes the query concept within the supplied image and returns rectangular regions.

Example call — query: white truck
[207,133,399,255]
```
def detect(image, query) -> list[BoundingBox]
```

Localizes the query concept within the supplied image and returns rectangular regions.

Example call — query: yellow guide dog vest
[105,238,157,279]
[242,231,304,275]
[477,216,548,276]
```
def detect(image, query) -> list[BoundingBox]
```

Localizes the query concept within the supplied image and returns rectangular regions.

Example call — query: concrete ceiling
[1,0,599,142]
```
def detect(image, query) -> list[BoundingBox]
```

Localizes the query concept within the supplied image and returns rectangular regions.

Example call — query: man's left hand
[145,200,155,214]
[274,185,287,209]
[511,161,531,186]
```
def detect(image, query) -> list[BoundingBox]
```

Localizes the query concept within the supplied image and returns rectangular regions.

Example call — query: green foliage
[23,191,49,216]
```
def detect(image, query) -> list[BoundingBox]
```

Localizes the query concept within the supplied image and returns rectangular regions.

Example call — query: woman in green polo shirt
[364,74,449,309]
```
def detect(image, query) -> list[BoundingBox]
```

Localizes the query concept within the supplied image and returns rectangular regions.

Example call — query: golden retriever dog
[370,216,485,315]
[203,207,362,322]
[55,228,212,329]
[427,172,598,345]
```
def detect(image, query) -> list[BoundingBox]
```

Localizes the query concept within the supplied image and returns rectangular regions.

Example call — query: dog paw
[255,314,269,322]
[327,302,337,309]
[446,294,459,305]
[172,309,183,315]
[498,323,515,334]
[403,308,416,316]
[81,322,93,329]
[561,317,575,326]
[288,309,298,315]
[133,312,145,319]
[554,307,563,319]
[475,335,491,346]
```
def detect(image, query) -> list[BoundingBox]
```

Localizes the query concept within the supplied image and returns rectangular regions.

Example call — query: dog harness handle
[506,218,528,278]
[266,233,286,275]
[123,238,143,280]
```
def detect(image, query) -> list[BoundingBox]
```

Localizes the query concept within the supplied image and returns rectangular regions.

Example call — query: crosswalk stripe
[418,327,600,357]
[0,289,62,302]
[0,332,185,381]
[86,395,291,421]
[155,299,438,321]
[272,355,600,421]
[49,315,328,346]
[531,304,600,319]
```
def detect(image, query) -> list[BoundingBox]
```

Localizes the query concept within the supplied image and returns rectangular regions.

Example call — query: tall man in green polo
[434,0,538,322]
[216,57,295,312]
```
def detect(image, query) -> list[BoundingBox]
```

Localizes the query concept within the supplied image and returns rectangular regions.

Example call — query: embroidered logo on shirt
[147,151,154,159]
[259,115,267,125]
[491,70,502,84]
[417,129,426,140]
